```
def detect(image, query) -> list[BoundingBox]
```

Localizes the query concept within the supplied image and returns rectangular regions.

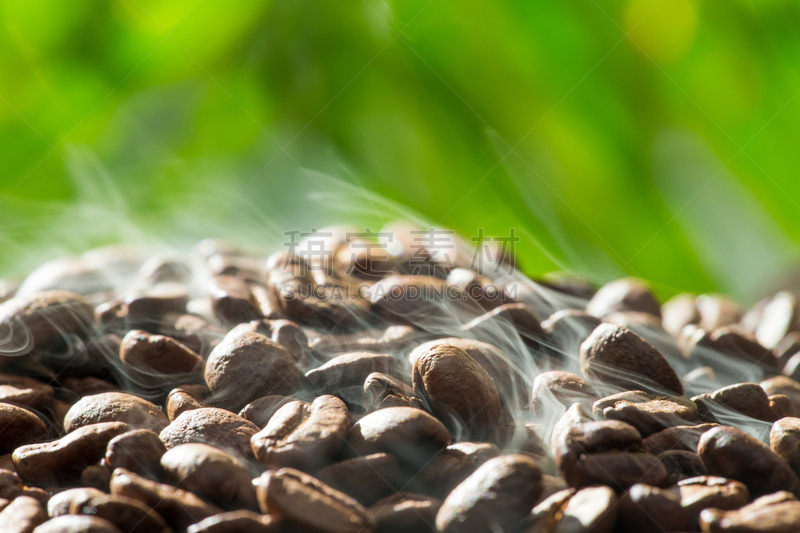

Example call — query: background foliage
[2,0,800,303]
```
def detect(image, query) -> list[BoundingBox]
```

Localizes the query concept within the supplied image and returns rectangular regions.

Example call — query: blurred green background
[2,0,800,303]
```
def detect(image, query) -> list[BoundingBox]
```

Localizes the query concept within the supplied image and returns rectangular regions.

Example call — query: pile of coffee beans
[1,224,800,532]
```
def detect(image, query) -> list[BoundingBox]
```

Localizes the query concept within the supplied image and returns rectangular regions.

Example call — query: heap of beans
[1,224,800,532]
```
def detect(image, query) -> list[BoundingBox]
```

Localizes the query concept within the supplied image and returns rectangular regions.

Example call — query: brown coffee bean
[531,371,597,415]
[72,494,170,533]
[616,483,692,533]
[0,404,47,454]
[347,407,451,467]
[459,303,546,347]
[159,407,259,459]
[121,283,190,326]
[592,390,698,437]
[569,451,669,489]
[137,256,192,285]
[771,417,800,475]
[316,453,403,506]
[368,276,460,325]
[436,454,542,533]
[362,372,421,412]
[554,420,643,467]
[541,309,603,362]
[186,511,278,533]
[208,276,263,326]
[664,475,748,526]
[412,343,501,439]
[412,337,527,409]
[63,392,168,433]
[251,395,349,471]
[0,290,94,354]
[586,278,661,319]
[525,485,617,533]
[33,515,124,533]
[161,443,257,511]
[446,268,512,311]
[158,313,224,357]
[687,326,777,369]
[105,429,166,480]
[119,330,204,386]
[48,487,106,517]
[762,376,800,414]
[310,326,417,357]
[165,384,208,422]
[81,463,111,492]
[693,383,780,423]
[700,491,800,532]
[368,493,441,533]
[757,291,800,350]
[306,352,399,393]
[0,495,47,533]
[659,450,706,486]
[662,293,700,338]
[771,394,796,418]
[110,467,222,531]
[238,395,295,428]
[277,278,370,330]
[549,402,594,453]
[204,329,305,412]
[410,448,486,500]
[580,323,683,395]
[13,421,129,486]
[256,467,374,533]
[0,374,55,413]
[698,425,800,497]
[60,376,121,401]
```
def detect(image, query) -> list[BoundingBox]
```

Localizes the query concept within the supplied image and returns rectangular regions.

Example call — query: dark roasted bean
[593,390,698,437]
[159,407,259,459]
[586,278,661,319]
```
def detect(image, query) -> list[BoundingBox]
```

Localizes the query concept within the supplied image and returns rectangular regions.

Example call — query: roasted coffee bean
[580,323,683,395]
[277,277,370,331]
[362,372,421,412]
[771,393,796,418]
[436,454,542,533]
[60,376,121,401]
[251,395,349,471]
[0,495,47,533]
[71,494,171,533]
[0,373,55,412]
[586,278,661,319]
[204,329,305,412]
[110,467,223,531]
[63,392,168,433]
[120,283,190,327]
[81,463,112,491]
[616,483,692,533]
[368,493,441,533]
[659,450,707,484]
[698,425,800,497]
[0,404,47,454]
[531,371,597,415]
[229,319,309,367]
[459,303,546,347]
[699,491,800,532]
[412,343,501,438]
[316,453,403,506]
[161,443,258,511]
[541,309,602,364]
[412,337,527,409]
[256,467,374,533]
[524,485,617,533]
[549,402,595,453]
[119,330,204,389]
[367,276,457,324]
[662,293,701,338]
[771,417,800,475]
[238,395,295,428]
[158,313,224,357]
[756,291,800,350]
[34,515,124,533]
[493,421,546,455]
[105,429,166,480]
[687,326,776,370]
[593,390,698,437]
[0,290,94,354]
[159,407,259,459]
[208,276,263,326]
[137,256,192,285]
[693,383,780,423]
[565,450,668,489]
[0,469,47,503]
[165,384,208,422]
[306,352,399,394]
[664,475,749,526]
[48,487,106,517]
[347,407,451,468]
[13,422,130,486]
[186,511,278,533]
[762,376,800,414]
[410,448,487,500]
[554,420,643,469]
[310,326,417,357]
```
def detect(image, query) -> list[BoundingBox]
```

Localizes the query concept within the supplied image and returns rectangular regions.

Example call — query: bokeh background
[2,0,800,303]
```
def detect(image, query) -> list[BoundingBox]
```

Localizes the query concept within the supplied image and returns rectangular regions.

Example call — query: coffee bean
[110,467,222,530]
[531,371,597,415]
[204,329,305,412]
[586,278,661,319]
[757,291,800,350]
[662,293,700,338]
[362,372,421,412]
[593,390,698,437]
[659,450,707,485]
[186,510,278,533]
[238,395,296,428]
[306,352,399,394]
[119,330,204,390]
[664,475,748,526]
[368,493,441,533]
[700,491,800,532]
[410,448,487,500]
[310,325,417,357]
[316,453,403,506]
[13,421,129,486]
[412,343,501,439]
[762,376,800,414]
[347,407,450,468]
[771,394,796,418]
[698,425,800,497]
[63,392,168,433]
[256,467,374,533]
[771,417,800,475]
[159,408,259,459]
[137,256,192,285]
[616,483,692,533]
[81,463,111,491]
[580,323,683,395]
[459,303,546,348]
[120,283,190,328]
[34,516,124,533]
[165,384,208,422]
[367,276,457,325]
[525,485,617,533]
[161,443,258,511]
[0,373,55,413]
[0,495,47,533]
[48,487,106,517]
[541,309,602,365]
[105,429,166,480]
[693,383,779,423]
[208,276,263,326]
[549,402,594,453]
[435,454,542,533]
[71,494,171,533]
[251,395,349,471]
[687,326,776,370]
[0,404,47,454]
